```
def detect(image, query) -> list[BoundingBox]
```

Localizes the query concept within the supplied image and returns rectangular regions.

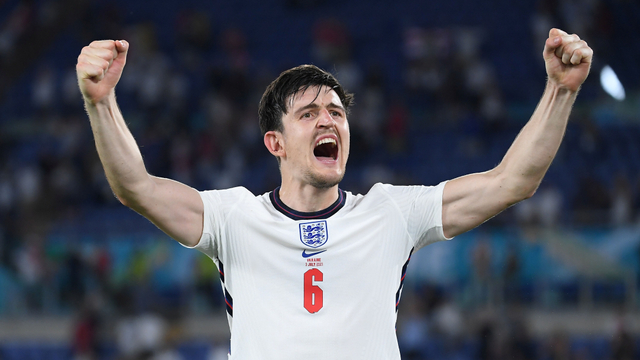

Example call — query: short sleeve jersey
[190,182,450,360]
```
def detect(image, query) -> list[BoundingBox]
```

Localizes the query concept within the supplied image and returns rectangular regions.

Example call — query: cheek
[341,137,350,162]
[342,123,351,149]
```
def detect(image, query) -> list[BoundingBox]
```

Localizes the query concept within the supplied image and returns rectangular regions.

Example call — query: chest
[218,204,413,276]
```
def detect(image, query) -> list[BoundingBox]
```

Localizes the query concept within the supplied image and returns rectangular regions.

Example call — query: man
[76,28,592,359]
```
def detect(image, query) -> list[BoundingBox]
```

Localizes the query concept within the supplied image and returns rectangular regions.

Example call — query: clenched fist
[76,40,129,105]
[543,28,593,92]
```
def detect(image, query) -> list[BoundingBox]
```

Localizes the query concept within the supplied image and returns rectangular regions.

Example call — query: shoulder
[342,183,413,210]
[199,186,265,209]
[359,182,446,200]
[346,182,447,215]
[200,186,255,199]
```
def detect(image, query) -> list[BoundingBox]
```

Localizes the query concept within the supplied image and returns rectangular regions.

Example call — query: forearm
[441,29,591,238]
[498,81,577,197]
[86,92,152,204]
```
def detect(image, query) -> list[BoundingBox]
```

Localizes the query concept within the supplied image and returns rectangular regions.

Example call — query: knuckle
[96,48,108,58]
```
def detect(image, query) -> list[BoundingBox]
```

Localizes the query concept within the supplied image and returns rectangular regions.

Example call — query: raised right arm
[77,40,203,247]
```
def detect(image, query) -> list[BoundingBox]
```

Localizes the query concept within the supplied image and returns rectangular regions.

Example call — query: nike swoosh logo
[302,249,327,258]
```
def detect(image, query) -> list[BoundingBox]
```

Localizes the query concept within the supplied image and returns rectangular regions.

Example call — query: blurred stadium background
[1,0,640,359]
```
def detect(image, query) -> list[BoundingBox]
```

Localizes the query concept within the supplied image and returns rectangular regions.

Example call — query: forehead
[288,85,343,110]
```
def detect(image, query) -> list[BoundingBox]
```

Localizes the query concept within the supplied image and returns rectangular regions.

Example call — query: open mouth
[314,138,338,161]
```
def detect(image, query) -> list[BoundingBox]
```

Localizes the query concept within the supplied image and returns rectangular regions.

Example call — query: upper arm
[122,175,204,247]
[442,169,531,238]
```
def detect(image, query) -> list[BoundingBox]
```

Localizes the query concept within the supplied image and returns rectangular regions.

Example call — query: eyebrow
[293,102,346,117]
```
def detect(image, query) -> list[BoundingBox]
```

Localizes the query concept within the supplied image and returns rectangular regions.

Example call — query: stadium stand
[1,0,640,358]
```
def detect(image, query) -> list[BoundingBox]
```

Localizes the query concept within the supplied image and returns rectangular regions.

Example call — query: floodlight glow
[600,65,625,101]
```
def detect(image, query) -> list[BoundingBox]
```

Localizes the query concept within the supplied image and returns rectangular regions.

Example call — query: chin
[306,170,345,189]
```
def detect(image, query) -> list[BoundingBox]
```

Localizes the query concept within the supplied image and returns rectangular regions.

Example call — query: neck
[278,183,340,213]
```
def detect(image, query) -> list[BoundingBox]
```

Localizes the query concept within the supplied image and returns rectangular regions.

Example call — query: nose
[317,108,335,128]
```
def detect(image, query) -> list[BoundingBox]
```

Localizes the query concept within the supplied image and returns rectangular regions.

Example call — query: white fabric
[188,182,449,360]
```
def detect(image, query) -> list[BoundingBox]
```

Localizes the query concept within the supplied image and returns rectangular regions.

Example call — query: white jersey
[190,182,450,359]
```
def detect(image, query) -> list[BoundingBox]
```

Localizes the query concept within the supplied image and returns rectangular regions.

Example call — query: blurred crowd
[1,0,640,359]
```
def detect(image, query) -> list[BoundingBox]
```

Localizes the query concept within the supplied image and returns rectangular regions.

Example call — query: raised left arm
[442,28,593,238]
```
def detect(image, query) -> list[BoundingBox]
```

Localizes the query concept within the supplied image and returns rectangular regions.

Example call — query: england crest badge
[299,220,328,248]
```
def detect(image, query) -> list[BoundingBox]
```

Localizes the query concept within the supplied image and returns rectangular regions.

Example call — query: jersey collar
[270,187,347,221]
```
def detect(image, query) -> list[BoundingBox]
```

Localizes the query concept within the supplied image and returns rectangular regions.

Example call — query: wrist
[83,90,116,109]
[546,79,579,98]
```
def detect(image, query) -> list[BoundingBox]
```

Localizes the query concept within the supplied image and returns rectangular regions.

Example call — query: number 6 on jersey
[304,268,323,313]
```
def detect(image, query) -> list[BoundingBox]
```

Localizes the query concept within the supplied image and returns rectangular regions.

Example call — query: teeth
[316,138,336,147]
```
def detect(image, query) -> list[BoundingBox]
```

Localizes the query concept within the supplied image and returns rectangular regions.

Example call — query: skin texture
[441,28,592,238]
[263,86,350,212]
[77,40,204,247]
[76,28,592,246]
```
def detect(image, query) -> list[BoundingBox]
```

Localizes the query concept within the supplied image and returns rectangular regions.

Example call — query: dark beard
[304,169,345,189]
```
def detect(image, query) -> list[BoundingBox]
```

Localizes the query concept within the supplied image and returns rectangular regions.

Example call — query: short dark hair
[258,65,354,135]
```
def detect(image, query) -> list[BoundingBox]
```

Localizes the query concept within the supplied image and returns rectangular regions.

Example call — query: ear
[264,131,285,158]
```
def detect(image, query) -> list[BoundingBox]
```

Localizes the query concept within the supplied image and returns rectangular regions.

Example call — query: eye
[301,112,312,119]
[331,110,344,118]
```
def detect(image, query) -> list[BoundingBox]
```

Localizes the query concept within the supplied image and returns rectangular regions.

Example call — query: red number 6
[304,268,323,313]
